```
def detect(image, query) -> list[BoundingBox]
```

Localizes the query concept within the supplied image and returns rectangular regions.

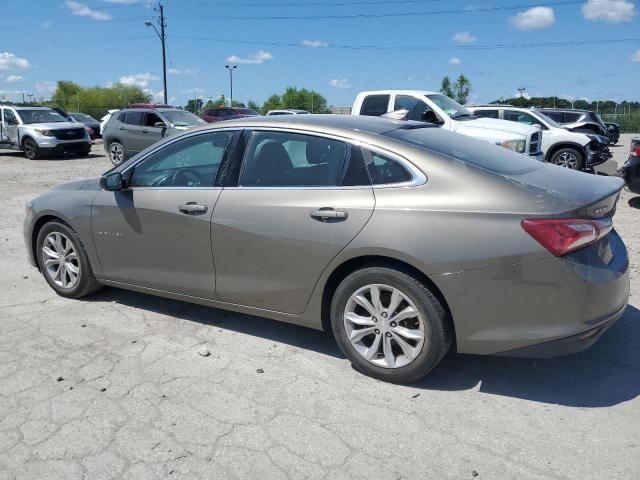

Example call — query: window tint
[130,132,233,188]
[117,112,126,122]
[360,95,390,116]
[362,149,412,185]
[240,131,347,187]
[3,109,17,124]
[145,112,164,127]
[394,95,433,121]
[341,147,371,186]
[564,112,582,122]
[504,111,537,125]
[542,111,562,122]
[124,111,143,125]
[474,109,499,119]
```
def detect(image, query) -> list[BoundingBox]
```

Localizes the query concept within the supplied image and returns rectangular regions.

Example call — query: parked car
[68,113,101,138]
[537,108,613,142]
[619,137,640,194]
[0,106,91,159]
[24,115,629,383]
[202,107,260,123]
[352,90,543,160]
[100,109,119,136]
[469,105,612,171]
[103,106,206,166]
[605,122,620,145]
[266,109,310,115]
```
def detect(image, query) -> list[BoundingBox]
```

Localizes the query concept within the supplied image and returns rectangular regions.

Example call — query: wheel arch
[30,214,73,270]
[319,255,455,346]
[544,142,586,162]
[21,134,38,149]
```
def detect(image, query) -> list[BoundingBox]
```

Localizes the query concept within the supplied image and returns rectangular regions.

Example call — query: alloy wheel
[343,284,426,368]
[555,152,578,169]
[23,140,37,160]
[109,143,124,165]
[42,232,80,289]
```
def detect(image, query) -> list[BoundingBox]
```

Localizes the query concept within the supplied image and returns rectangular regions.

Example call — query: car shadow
[628,196,640,209]
[88,288,640,407]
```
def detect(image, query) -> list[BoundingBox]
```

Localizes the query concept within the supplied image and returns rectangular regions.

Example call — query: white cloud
[302,39,328,48]
[180,88,206,95]
[65,1,112,21]
[226,50,273,65]
[35,81,56,96]
[631,49,640,62]
[168,67,196,76]
[0,52,31,71]
[5,75,23,83]
[514,91,532,100]
[452,31,476,44]
[118,72,158,88]
[583,0,636,22]
[329,78,353,89]
[510,6,555,30]
[0,89,23,102]
[448,57,461,65]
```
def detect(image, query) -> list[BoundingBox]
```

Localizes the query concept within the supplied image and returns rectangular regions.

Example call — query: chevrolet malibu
[24,115,629,383]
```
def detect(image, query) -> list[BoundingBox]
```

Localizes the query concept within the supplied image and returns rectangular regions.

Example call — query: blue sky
[1,0,639,108]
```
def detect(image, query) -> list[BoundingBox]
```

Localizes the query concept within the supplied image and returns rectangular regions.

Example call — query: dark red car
[201,107,260,123]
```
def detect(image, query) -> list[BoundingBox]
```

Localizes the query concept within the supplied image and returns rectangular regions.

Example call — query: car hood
[460,117,538,135]
[23,121,85,130]
[50,178,101,192]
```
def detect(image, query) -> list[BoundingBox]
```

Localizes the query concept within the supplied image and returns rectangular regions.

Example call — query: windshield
[71,113,96,122]
[425,94,473,119]
[534,112,563,129]
[160,110,206,127]
[18,109,67,124]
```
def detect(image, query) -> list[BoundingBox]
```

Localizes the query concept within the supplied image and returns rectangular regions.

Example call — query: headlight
[501,139,526,153]
[587,134,608,144]
[34,128,54,137]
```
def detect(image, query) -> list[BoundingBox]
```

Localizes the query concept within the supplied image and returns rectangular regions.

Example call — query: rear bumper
[434,229,630,356]
[619,154,640,194]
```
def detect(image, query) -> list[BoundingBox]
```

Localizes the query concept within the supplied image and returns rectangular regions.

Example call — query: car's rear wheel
[22,138,41,160]
[36,221,102,299]
[331,267,452,383]
[108,141,126,166]
[550,147,584,170]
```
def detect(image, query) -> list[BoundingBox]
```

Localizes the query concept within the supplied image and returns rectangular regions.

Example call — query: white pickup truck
[352,90,543,160]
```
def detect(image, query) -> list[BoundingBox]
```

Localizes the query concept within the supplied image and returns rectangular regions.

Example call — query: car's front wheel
[108,141,127,166]
[331,267,452,383]
[550,147,584,170]
[36,221,102,298]
[22,138,42,160]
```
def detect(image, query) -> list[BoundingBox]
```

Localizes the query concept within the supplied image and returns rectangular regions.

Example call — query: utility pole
[22,93,25,104]
[517,87,526,99]
[145,2,167,104]
[225,65,237,106]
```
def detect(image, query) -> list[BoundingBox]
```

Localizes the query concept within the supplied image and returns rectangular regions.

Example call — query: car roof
[12,106,52,111]
[538,108,591,114]
[191,114,427,136]
[357,90,439,96]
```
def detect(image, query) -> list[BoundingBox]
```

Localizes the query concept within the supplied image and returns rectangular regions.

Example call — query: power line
[8,35,156,51]
[175,0,447,6]
[170,34,640,51]
[190,0,582,19]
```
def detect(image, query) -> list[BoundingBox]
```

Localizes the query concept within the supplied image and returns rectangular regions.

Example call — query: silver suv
[103,107,205,166]
[0,106,91,160]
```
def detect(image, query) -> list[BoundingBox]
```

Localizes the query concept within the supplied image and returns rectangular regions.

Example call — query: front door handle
[178,202,208,215]
[310,208,348,221]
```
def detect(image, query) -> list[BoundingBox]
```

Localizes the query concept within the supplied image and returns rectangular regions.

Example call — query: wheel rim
[343,284,426,369]
[42,232,80,289]
[555,152,578,169]
[24,140,36,159]
[109,143,124,164]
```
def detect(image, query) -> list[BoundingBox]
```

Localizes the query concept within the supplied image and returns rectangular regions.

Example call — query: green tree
[261,94,282,115]
[440,76,453,98]
[247,100,260,111]
[260,87,328,114]
[185,98,203,114]
[452,74,471,105]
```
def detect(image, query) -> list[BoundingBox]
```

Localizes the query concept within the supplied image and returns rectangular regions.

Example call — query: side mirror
[100,172,124,191]
[422,110,443,125]
[154,121,167,128]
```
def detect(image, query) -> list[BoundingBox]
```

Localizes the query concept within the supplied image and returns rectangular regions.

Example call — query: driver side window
[130,132,233,188]
[394,95,433,121]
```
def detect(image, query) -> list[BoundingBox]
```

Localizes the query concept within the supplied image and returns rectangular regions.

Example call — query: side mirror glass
[154,121,167,128]
[100,172,124,191]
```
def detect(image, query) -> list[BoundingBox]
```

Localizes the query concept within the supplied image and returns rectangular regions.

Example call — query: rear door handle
[310,208,348,221]
[178,202,208,215]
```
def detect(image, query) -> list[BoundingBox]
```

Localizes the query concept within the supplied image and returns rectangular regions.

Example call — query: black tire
[36,221,102,299]
[108,141,127,166]
[330,267,452,383]
[550,147,584,170]
[22,138,42,160]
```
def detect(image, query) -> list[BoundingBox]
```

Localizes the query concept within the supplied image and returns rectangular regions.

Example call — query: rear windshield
[384,128,543,175]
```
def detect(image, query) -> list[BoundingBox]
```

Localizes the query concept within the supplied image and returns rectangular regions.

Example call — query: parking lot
[0,136,639,479]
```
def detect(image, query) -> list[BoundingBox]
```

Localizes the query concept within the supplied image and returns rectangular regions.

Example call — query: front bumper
[528,151,545,162]
[40,141,91,156]
[586,141,612,167]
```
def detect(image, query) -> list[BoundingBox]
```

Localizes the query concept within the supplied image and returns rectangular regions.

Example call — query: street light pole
[225,65,237,106]
[145,2,167,104]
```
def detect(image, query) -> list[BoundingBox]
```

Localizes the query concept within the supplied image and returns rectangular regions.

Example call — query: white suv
[352,90,543,160]
[468,106,612,171]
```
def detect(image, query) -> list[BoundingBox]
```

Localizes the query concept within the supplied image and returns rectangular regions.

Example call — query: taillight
[631,144,640,157]
[521,218,613,256]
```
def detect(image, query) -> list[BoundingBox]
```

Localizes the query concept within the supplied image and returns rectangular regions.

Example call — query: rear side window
[564,112,582,122]
[543,111,562,122]
[124,111,143,125]
[475,109,499,119]
[363,149,412,185]
[239,131,347,187]
[360,95,390,116]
